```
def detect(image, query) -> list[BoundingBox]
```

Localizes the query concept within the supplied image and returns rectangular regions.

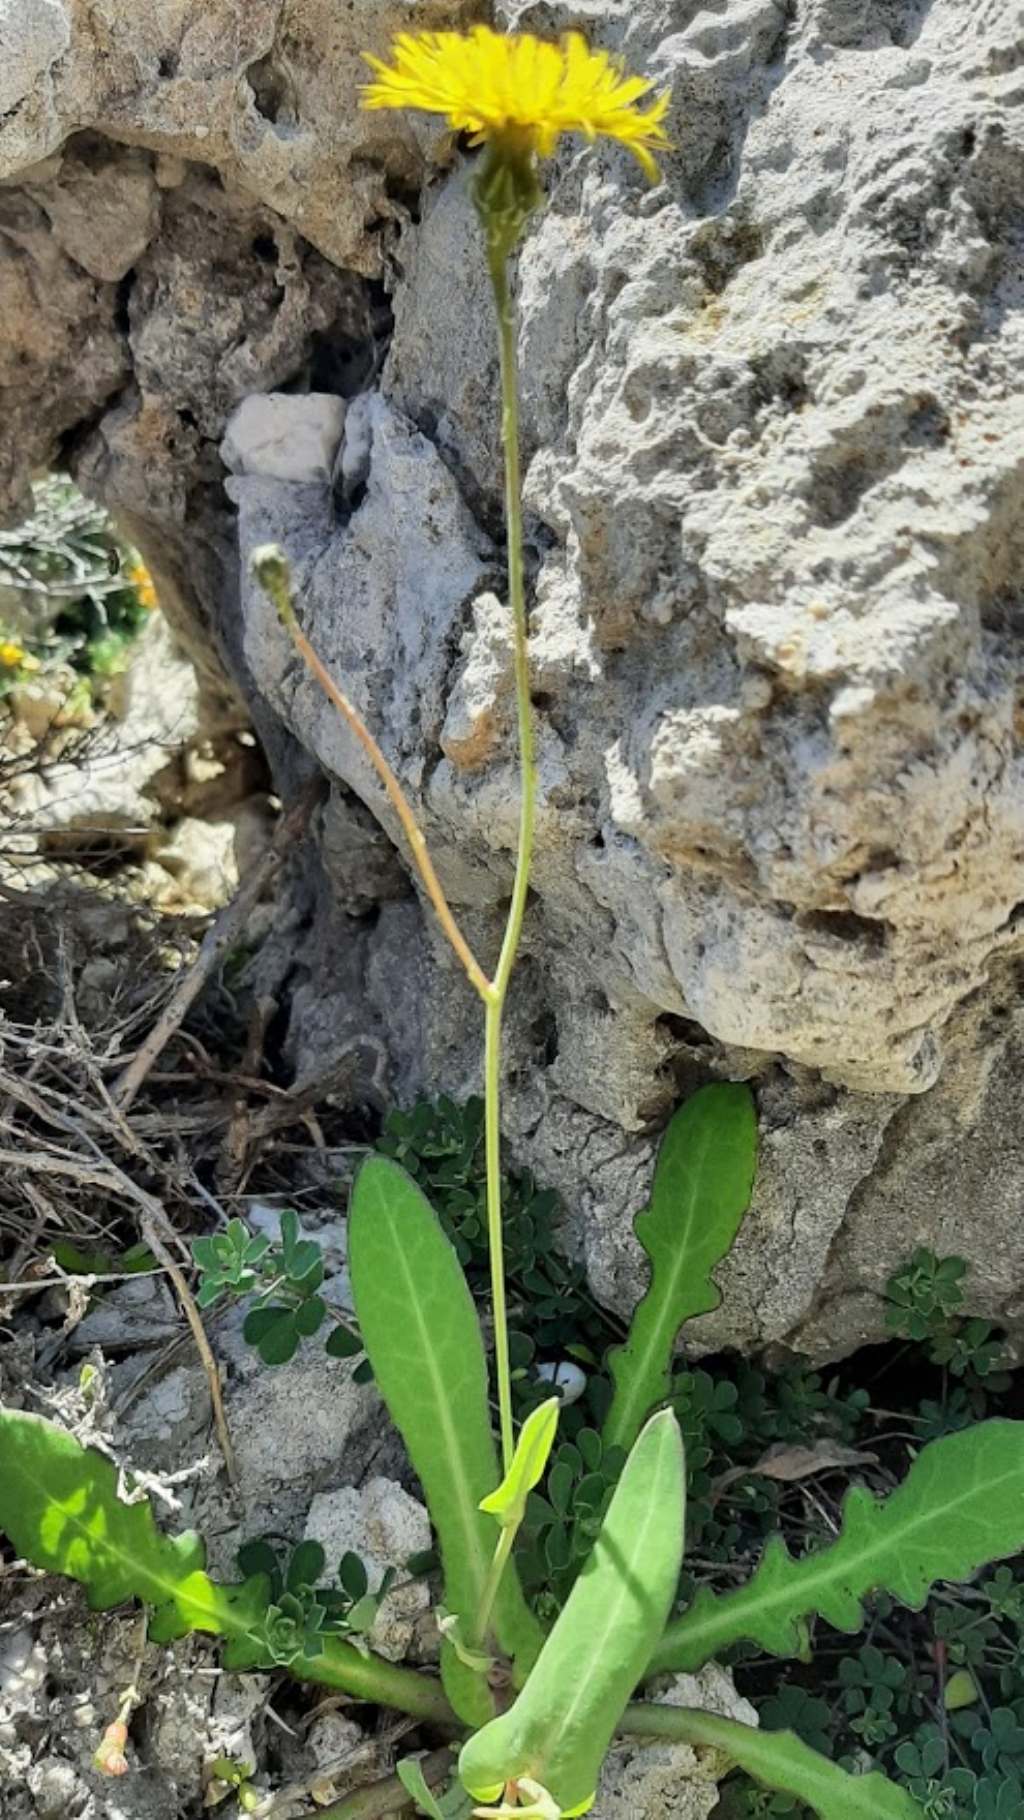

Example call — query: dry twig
[112,775,325,1112]
[2,1143,238,1488]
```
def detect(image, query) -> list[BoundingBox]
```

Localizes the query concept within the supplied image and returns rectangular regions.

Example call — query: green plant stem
[292,1639,456,1725]
[484,995,514,1477]
[473,1521,518,1651]
[483,244,538,1478]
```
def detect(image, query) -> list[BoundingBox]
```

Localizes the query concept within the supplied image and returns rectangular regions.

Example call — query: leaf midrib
[668,1711,918,1819]
[10,1440,237,1637]
[534,1423,677,1770]
[606,1117,715,1448]
[375,1181,492,1611]
[662,1429,1023,1661]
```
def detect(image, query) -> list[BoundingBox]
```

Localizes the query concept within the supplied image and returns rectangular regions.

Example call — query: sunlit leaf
[603,1084,757,1454]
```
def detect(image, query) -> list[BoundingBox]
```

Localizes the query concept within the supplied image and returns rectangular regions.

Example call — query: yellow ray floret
[361,26,671,181]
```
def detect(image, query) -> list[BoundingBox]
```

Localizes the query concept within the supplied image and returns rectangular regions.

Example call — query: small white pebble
[535,1360,587,1406]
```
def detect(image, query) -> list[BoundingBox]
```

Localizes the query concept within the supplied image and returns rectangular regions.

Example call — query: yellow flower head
[361,26,671,183]
[127,561,158,610]
[0,640,30,670]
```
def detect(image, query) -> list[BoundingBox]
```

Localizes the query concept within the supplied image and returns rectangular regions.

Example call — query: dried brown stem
[112,774,326,1112]
[254,548,492,1005]
[312,1748,454,1820]
[2,1143,238,1488]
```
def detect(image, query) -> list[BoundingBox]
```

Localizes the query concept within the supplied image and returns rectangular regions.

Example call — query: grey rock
[0,1628,46,1713]
[596,1666,758,1820]
[304,1711,391,1805]
[118,1364,212,1472]
[302,1476,432,1662]
[222,393,347,486]
[25,136,160,283]
[5,614,200,854]
[221,1349,386,1539]
[0,0,68,169]
[26,1757,83,1820]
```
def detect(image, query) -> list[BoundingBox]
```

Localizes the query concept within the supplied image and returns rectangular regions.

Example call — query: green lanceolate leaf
[347,1157,542,1722]
[0,1408,452,1724]
[651,1420,1024,1674]
[459,1409,685,1816]
[622,1706,922,1820]
[480,1398,560,1528]
[602,1083,757,1454]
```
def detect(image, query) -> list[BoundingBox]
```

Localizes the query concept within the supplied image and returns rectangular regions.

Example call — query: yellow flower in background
[127,561,159,610]
[361,26,671,182]
[0,639,38,671]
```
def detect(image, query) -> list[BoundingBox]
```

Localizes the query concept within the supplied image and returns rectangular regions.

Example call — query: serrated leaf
[460,1411,685,1817]
[623,1706,921,1820]
[480,1399,559,1528]
[652,1420,1024,1674]
[347,1158,543,1723]
[0,1408,456,1725]
[0,1408,263,1639]
[603,1084,757,1454]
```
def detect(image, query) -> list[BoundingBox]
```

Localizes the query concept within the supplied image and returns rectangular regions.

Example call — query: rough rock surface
[1,0,1023,1355]
[595,1666,759,1820]
[302,1475,433,1662]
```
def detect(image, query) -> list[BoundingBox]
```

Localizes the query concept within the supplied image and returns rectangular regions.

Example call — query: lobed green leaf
[651,1420,1024,1674]
[603,1083,757,1455]
[0,1407,452,1723]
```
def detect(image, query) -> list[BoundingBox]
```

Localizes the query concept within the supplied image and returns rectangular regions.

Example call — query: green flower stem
[483,239,538,1477]
[254,184,541,1491]
[473,1519,519,1651]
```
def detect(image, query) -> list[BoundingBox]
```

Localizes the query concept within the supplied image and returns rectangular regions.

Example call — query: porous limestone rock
[302,1475,433,1662]
[1,0,1023,1358]
[595,1665,759,1820]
